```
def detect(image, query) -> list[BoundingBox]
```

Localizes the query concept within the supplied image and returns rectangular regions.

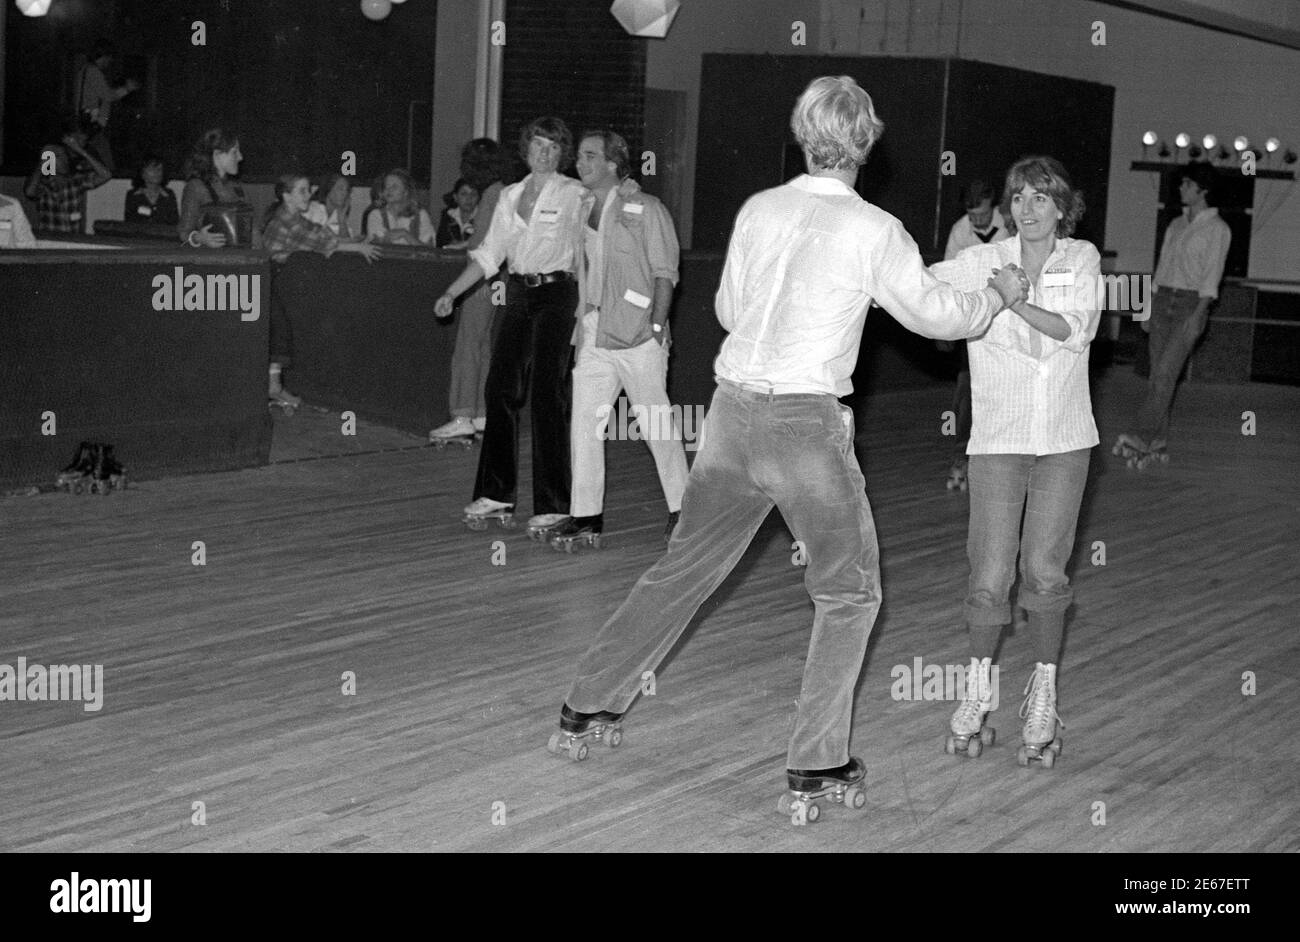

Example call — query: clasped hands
[988,264,1032,309]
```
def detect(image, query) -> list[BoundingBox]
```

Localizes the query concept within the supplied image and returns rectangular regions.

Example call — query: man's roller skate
[945,656,996,757]
[777,757,868,825]
[1017,662,1064,769]
[429,416,481,450]
[664,510,680,544]
[547,703,625,762]
[946,454,969,492]
[87,443,127,495]
[1112,433,1167,471]
[526,513,570,542]
[463,497,515,531]
[56,441,95,494]
[549,514,602,553]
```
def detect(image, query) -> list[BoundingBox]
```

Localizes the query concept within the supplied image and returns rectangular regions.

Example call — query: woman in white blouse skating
[929,156,1101,768]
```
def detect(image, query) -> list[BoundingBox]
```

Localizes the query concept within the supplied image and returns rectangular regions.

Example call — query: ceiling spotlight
[1174,133,1190,149]
[1202,134,1216,150]
[1142,131,1157,147]
[15,0,52,16]
[1232,136,1248,152]
[1266,138,1280,153]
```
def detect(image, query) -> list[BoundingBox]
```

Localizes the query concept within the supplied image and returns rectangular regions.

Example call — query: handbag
[199,178,254,247]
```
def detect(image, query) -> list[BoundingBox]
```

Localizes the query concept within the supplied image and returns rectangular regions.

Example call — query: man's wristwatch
[651,323,663,333]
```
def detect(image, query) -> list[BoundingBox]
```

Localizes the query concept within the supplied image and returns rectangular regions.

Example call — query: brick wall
[501,0,646,172]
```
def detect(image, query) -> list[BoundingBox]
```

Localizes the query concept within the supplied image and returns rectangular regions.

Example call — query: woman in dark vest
[178,127,247,248]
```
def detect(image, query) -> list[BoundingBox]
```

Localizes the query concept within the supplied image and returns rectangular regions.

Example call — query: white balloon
[16,0,53,17]
[361,0,392,21]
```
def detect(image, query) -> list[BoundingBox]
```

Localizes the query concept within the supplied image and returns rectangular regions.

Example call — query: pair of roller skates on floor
[56,441,127,495]
[946,659,1064,768]
[1112,433,1168,471]
[429,416,486,450]
[548,703,867,826]
[460,497,571,540]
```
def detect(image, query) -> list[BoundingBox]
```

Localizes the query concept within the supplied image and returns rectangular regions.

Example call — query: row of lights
[1141,130,1295,165]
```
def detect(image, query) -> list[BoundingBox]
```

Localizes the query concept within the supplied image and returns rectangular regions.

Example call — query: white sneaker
[471,416,486,433]
[464,497,513,516]
[430,416,476,441]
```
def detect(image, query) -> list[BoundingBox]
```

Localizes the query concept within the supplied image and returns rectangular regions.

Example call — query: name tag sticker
[137,206,152,216]
[0,221,11,230]
[1042,270,1074,287]
[538,208,559,223]
[623,289,651,309]
[622,202,644,215]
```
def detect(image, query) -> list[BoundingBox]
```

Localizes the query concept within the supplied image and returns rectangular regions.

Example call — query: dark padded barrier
[273,249,462,436]
[1,246,272,488]
[274,249,963,444]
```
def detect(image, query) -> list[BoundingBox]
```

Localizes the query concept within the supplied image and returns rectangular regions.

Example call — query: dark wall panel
[943,60,1113,251]
[695,54,947,252]
[500,0,646,170]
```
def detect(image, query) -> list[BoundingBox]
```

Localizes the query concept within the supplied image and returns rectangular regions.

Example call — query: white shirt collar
[788,174,860,198]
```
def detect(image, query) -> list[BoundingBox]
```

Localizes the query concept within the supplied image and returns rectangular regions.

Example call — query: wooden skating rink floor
[2,367,1297,852]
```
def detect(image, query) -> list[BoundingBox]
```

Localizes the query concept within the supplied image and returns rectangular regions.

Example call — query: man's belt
[509,270,574,288]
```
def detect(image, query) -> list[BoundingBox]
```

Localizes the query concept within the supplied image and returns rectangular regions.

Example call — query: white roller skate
[945,656,996,757]
[463,497,515,531]
[527,513,571,542]
[429,416,479,450]
[1017,662,1064,769]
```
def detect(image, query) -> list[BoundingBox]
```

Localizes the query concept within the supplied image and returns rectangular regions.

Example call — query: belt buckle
[523,273,543,288]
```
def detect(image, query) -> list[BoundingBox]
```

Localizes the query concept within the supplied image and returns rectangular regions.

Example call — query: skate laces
[1019,666,1065,730]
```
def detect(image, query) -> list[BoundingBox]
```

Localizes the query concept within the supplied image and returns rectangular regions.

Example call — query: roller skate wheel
[1158,453,1169,464]
[777,793,794,816]
[1017,746,1029,767]
[966,737,982,758]
[804,801,820,823]
[944,734,956,755]
[564,541,575,554]
[72,481,85,495]
[980,726,996,747]
[845,786,867,810]
[591,534,602,549]
[1040,748,1055,769]
[499,515,516,529]
[1050,737,1063,756]
[466,517,487,531]
[547,732,563,755]
[571,741,589,762]
[606,727,622,748]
